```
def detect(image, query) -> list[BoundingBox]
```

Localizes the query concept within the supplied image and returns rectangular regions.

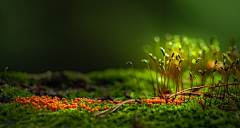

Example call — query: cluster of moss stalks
[0,34,240,128]
[125,34,240,108]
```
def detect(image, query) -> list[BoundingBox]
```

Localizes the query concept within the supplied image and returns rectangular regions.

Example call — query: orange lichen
[13,95,187,114]
[149,102,153,108]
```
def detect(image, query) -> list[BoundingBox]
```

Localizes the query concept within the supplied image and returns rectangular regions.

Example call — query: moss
[0,86,33,98]
[0,93,239,128]
[1,34,240,127]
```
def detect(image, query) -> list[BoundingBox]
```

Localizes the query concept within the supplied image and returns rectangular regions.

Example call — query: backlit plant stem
[126,62,147,99]
[146,63,156,97]
[166,59,172,93]
[163,55,166,93]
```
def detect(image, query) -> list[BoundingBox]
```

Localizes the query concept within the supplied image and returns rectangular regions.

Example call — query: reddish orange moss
[13,95,194,114]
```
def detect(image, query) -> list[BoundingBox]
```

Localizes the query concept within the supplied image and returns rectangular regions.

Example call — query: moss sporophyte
[1,34,240,127]
[97,34,240,117]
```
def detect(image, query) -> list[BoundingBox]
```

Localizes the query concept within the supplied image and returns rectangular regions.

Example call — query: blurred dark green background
[0,0,240,73]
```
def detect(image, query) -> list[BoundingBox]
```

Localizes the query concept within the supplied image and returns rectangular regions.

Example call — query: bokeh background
[1,0,240,73]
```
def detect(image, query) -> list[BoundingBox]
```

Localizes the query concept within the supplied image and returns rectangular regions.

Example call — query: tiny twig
[94,99,135,117]
[0,89,6,97]
[218,107,240,111]
[197,100,209,109]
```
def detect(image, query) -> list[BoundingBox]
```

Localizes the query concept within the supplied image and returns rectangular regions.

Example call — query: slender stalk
[195,76,197,89]
[194,58,201,81]
[194,63,197,79]
[179,63,184,90]
[214,82,220,105]
[163,55,166,93]
[146,63,156,97]
[226,54,240,77]
[159,59,163,91]
[215,71,225,105]
[160,47,166,94]
[201,75,204,101]
[159,67,163,91]
[226,70,230,107]
[155,68,162,98]
[233,78,238,98]
[166,59,172,92]
[126,62,147,99]
[189,72,193,101]
[149,54,162,97]
[175,67,180,99]
[209,74,214,107]
[236,79,240,107]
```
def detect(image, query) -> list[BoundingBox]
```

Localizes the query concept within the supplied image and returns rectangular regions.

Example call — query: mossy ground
[1,100,239,128]
[0,69,240,128]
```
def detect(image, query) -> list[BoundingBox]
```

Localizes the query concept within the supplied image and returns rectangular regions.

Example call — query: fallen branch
[197,100,209,109]
[0,89,6,97]
[218,107,240,111]
[180,92,227,99]
[233,100,239,119]
[95,82,239,117]
[94,99,135,117]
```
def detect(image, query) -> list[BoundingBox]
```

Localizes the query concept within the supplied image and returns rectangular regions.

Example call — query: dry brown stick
[96,82,239,117]
[233,100,239,119]
[94,99,135,117]
[165,82,239,100]
[151,93,226,99]
[197,100,209,109]
[0,89,6,97]
[179,92,202,96]
[174,92,228,100]
[218,107,240,111]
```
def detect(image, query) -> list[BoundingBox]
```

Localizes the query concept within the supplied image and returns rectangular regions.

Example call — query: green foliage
[0,99,239,128]
[0,67,240,128]
[0,34,240,128]
[6,72,29,84]
[0,86,33,98]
